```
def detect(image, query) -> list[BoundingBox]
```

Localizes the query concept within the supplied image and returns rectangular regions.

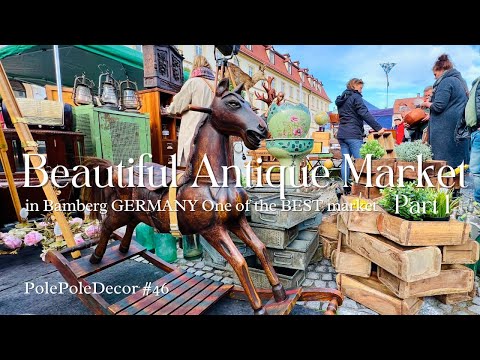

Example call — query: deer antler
[255,76,278,106]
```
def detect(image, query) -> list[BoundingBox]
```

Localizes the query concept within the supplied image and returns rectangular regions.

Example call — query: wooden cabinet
[142,45,184,93]
[138,88,181,166]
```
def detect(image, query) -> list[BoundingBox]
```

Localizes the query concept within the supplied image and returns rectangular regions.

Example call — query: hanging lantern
[98,66,119,109]
[73,73,94,105]
[119,78,141,112]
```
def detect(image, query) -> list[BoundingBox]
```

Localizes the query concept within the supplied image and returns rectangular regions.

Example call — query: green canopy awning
[0,45,146,90]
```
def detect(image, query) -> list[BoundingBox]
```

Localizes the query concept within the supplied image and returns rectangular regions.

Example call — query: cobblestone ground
[132,251,480,315]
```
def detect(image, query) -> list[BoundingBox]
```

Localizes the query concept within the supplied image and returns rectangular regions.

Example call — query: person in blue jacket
[335,78,385,189]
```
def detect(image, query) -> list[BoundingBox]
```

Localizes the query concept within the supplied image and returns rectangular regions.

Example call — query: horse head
[211,78,268,149]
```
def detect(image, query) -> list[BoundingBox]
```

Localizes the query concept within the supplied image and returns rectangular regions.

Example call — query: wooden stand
[0,61,79,258]
[0,126,21,221]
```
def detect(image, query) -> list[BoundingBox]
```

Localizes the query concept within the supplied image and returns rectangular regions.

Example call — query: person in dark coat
[422,54,469,168]
[467,75,480,202]
[335,78,385,187]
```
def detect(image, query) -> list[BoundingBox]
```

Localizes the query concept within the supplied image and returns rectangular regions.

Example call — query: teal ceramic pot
[267,102,311,138]
[265,138,314,158]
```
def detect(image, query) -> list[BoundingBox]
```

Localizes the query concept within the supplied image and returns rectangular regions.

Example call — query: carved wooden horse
[82,78,288,314]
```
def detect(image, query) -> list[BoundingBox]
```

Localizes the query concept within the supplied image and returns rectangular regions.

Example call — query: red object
[0,111,4,129]
[395,122,405,144]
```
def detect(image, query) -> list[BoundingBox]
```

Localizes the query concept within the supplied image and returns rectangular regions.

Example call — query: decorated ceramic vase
[266,102,311,138]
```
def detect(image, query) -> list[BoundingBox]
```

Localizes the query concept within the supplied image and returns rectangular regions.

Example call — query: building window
[286,62,292,74]
[268,51,275,64]
[245,45,252,51]
[271,79,276,91]
[300,72,304,81]
[281,82,285,93]
[289,86,293,98]
[303,92,307,105]
[248,66,254,77]
[296,89,300,101]
[195,45,203,56]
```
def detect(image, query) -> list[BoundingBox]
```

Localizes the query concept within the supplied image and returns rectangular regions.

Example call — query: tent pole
[53,45,63,105]
[0,61,80,258]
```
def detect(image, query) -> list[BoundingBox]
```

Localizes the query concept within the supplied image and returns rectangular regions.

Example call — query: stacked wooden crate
[312,131,331,154]
[331,195,479,315]
[248,140,281,185]
[367,132,396,158]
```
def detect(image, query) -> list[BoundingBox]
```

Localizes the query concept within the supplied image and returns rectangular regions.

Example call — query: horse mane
[183,112,210,181]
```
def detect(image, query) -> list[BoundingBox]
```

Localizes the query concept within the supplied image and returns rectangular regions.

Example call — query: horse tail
[79,157,115,221]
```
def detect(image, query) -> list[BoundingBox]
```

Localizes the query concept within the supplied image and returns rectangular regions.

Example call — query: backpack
[465,78,480,128]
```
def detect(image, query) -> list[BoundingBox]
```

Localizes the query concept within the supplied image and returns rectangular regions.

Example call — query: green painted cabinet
[73,105,151,165]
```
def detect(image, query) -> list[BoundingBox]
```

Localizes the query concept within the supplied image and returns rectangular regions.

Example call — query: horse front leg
[201,226,266,314]
[119,220,140,254]
[230,215,287,302]
[90,215,129,264]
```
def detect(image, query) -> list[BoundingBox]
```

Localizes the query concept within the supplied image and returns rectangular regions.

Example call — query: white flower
[19,208,29,219]
[53,223,62,236]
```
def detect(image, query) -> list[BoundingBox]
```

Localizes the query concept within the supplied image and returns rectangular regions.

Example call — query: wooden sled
[46,233,343,315]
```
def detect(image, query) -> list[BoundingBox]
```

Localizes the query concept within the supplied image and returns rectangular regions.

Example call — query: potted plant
[394,140,446,180]
[354,140,395,187]
[376,182,469,246]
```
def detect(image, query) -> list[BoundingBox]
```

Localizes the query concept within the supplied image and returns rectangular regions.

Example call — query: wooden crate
[322,236,338,260]
[377,212,470,246]
[441,240,480,264]
[355,173,388,186]
[312,131,331,141]
[318,213,338,240]
[332,246,372,278]
[338,195,383,235]
[436,284,477,305]
[336,273,423,315]
[351,183,382,199]
[395,160,447,180]
[367,132,396,151]
[337,213,348,236]
[348,231,441,282]
[377,264,475,299]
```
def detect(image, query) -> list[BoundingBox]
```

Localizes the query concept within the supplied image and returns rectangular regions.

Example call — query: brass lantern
[119,78,141,112]
[73,73,94,105]
[98,66,119,109]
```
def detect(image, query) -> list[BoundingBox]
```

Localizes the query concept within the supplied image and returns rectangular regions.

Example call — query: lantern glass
[75,84,93,105]
[122,89,138,109]
[101,83,118,106]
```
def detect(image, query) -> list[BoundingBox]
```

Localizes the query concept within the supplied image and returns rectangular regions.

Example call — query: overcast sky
[274,45,480,110]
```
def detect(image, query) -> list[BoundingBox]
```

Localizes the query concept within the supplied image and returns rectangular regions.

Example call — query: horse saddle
[122,162,184,191]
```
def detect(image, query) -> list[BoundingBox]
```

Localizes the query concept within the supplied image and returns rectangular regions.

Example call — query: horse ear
[216,78,229,97]
[233,82,244,94]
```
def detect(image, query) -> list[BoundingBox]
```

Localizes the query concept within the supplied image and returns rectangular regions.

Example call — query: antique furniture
[76,79,343,314]
[45,84,76,107]
[138,88,180,165]
[0,128,84,226]
[72,105,151,165]
[142,45,184,92]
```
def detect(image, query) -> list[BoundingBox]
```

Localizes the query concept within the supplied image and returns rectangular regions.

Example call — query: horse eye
[228,101,240,109]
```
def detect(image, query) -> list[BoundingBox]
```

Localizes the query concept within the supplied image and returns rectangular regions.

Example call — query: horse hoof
[89,253,102,264]
[272,284,287,302]
[119,245,129,254]
[254,307,266,315]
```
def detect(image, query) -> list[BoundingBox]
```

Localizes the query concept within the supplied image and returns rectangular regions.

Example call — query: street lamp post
[380,62,396,108]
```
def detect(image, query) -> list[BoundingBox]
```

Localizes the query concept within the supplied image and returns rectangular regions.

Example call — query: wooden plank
[332,246,371,278]
[348,231,441,282]
[377,265,475,299]
[45,251,111,314]
[350,183,382,199]
[354,158,396,174]
[377,212,469,246]
[322,236,338,260]
[69,242,146,278]
[263,288,302,315]
[154,278,214,315]
[186,284,233,315]
[140,248,178,273]
[336,213,348,236]
[118,272,194,315]
[336,273,423,315]
[318,214,338,240]
[339,195,383,234]
[436,284,477,305]
[108,270,185,314]
[137,275,205,315]
[442,240,480,264]
[171,282,223,315]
